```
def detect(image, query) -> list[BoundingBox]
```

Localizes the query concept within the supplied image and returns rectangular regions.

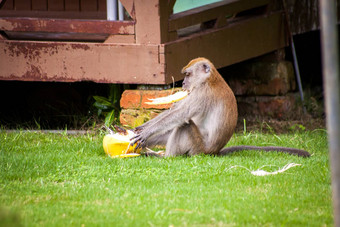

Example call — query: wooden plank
[98,0,106,12]
[15,0,31,10]
[134,0,162,44]
[65,0,80,11]
[5,31,109,42]
[169,0,269,31]
[48,0,64,11]
[32,0,47,10]
[134,0,174,44]
[104,35,135,43]
[0,40,165,84]
[0,10,106,19]
[80,0,97,11]
[163,12,287,84]
[0,18,135,34]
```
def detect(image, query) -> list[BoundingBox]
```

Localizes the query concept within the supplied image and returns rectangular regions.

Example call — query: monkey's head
[181,57,214,92]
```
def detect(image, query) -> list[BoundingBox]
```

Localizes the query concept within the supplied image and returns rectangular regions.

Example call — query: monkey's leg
[165,120,205,157]
[136,130,171,157]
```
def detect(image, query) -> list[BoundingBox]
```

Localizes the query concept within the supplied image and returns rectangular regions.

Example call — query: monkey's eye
[185,72,191,77]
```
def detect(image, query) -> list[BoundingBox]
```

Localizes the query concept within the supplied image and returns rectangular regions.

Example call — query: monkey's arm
[134,92,198,132]
[133,98,188,132]
[134,107,174,133]
[131,102,201,148]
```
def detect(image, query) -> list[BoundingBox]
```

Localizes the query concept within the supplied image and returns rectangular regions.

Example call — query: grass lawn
[0,129,332,226]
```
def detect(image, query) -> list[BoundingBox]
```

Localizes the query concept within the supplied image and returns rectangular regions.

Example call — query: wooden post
[120,0,175,44]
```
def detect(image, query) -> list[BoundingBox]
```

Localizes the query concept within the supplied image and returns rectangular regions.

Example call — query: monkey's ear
[202,63,211,73]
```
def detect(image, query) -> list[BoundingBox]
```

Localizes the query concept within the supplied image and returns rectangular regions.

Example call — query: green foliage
[243,118,247,135]
[289,123,306,132]
[0,130,332,226]
[93,85,122,126]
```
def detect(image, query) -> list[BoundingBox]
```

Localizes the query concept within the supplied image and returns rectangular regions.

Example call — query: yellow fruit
[103,133,140,158]
[145,90,188,105]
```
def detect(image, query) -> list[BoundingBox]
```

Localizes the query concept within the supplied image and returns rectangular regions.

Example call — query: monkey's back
[204,71,238,154]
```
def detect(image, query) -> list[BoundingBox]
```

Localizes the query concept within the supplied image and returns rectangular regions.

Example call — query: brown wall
[272,0,340,35]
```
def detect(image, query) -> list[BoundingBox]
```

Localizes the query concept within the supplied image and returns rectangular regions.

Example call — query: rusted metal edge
[0,17,135,34]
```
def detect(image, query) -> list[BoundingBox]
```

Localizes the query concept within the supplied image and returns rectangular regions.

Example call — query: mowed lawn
[0,130,332,226]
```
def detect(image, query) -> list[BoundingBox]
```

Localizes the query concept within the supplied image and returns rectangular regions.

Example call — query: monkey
[131,57,310,158]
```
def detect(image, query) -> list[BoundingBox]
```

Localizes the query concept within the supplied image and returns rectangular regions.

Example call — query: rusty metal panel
[163,12,287,84]
[0,40,165,84]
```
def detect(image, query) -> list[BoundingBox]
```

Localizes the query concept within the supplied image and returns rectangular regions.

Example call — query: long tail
[219,146,310,157]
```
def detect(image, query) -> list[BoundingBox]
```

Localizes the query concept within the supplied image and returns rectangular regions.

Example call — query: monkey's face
[181,60,211,92]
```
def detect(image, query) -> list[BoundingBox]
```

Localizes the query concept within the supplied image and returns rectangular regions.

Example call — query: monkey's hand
[130,130,149,150]
[133,125,144,134]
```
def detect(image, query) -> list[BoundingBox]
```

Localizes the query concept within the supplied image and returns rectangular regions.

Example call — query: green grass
[0,130,332,226]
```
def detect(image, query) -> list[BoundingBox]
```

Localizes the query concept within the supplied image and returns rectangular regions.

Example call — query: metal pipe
[320,0,340,226]
[118,1,124,21]
[290,40,306,113]
[107,0,117,21]
[282,0,306,113]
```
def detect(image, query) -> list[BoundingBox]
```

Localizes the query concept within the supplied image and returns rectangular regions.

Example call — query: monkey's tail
[219,146,310,157]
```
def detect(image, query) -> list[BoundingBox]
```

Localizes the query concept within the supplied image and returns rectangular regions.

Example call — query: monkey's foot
[144,148,165,157]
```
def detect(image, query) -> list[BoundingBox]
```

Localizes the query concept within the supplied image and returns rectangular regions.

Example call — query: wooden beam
[104,35,135,43]
[133,0,174,44]
[48,0,64,11]
[0,40,165,84]
[15,0,31,10]
[65,0,80,11]
[5,31,110,42]
[169,0,269,31]
[0,10,107,19]
[134,0,162,44]
[163,12,287,83]
[32,0,48,11]
[0,17,135,34]
[80,0,98,11]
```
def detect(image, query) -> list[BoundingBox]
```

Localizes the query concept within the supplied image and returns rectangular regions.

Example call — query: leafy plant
[289,123,306,132]
[243,118,247,135]
[93,85,122,126]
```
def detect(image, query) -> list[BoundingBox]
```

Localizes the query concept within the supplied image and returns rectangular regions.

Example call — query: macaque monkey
[131,57,310,157]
